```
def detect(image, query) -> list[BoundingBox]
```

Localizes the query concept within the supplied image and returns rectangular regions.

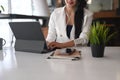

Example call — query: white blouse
[46,6,93,46]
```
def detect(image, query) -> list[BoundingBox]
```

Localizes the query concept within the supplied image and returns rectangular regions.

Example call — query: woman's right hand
[47,41,64,50]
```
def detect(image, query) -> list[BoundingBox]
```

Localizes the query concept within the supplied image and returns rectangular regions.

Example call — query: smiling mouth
[69,2,74,5]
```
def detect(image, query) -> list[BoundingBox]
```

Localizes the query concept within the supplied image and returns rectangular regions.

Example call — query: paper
[47,49,81,61]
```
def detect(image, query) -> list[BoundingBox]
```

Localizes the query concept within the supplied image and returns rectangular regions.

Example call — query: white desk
[0,47,120,80]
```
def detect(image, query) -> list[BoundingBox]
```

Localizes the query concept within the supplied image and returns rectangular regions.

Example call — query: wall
[93,0,119,18]
[88,0,113,12]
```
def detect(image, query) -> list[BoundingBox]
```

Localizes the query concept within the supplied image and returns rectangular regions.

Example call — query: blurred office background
[0,0,120,47]
[0,0,51,47]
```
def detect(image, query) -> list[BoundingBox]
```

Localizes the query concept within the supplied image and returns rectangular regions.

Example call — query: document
[47,49,81,61]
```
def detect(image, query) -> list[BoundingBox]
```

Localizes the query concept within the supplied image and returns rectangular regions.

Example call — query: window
[11,0,32,15]
[88,0,113,12]
[0,0,47,47]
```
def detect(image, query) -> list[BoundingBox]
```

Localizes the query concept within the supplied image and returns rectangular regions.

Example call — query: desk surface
[0,47,120,80]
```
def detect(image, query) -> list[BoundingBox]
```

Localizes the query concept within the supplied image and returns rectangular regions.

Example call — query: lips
[69,2,74,5]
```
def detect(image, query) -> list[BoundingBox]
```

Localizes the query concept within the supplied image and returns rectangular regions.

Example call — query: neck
[65,6,75,25]
[65,6,75,14]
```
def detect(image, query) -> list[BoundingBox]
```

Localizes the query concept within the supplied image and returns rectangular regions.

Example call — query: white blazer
[46,6,93,46]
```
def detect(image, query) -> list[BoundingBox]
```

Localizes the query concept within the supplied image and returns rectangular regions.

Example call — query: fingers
[48,42,57,49]
[47,42,63,49]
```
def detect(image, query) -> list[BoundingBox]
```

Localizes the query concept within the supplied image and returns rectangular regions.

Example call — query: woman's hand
[47,40,75,50]
[47,41,64,49]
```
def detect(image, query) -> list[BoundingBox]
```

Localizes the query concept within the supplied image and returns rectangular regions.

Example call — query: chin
[68,5,75,8]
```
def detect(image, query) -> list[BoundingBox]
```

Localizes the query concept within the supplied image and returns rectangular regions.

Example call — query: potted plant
[0,5,5,13]
[89,21,117,57]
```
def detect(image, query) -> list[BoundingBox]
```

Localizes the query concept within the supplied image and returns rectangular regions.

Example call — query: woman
[46,0,93,50]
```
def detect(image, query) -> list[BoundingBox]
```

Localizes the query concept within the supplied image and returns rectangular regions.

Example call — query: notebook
[9,21,54,53]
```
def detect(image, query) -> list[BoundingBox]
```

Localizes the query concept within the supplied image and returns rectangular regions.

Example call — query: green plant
[89,21,117,45]
[0,5,5,12]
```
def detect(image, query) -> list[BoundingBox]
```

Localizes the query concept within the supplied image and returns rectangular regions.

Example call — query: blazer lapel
[56,7,67,38]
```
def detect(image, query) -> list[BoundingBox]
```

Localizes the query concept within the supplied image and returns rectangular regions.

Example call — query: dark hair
[59,0,65,7]
[75,0,87,38]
